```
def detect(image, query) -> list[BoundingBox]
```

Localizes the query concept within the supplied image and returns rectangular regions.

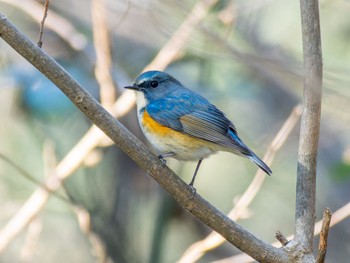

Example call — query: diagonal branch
[0,0,217,253]
[144,0,218,71]
[0,93,133,253]
[0,13,289,262]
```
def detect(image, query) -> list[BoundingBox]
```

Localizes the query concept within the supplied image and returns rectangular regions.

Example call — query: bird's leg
[158,152,174,167]
[188,159,203,198]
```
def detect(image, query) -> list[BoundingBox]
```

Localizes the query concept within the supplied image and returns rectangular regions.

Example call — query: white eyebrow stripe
[136,78,148,86]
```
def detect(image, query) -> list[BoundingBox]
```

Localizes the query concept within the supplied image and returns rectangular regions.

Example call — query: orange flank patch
[142,110,175,135]
[140,110,221,160]
[141,110,207,146]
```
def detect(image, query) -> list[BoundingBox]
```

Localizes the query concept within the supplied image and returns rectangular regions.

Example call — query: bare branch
[228,203,349,263]
[178,104,302,263]
[315,203,349,234]
[209,1,324,262]
[0,0,88,50]
[144,0,218,71]
[92,0,116,108]
[275,230,289,246]
[295,0,323,251]
[0,0,216,252]
[0,93,133,253]
[0,13,290,262]
[0,152,67,202]
[37,0,49,48]
[19,217,42,263]
[75,206,110,263]
[316,208,332,263]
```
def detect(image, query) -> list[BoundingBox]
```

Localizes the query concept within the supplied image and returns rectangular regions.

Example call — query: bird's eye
[150,81,158,88]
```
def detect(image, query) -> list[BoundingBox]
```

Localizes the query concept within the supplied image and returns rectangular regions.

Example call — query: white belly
[141,126,215,161]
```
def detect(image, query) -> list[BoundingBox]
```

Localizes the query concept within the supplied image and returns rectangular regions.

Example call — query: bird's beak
[124,84,140,91]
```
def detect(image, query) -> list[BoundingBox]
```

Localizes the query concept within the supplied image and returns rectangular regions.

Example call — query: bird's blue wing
[146,97,251,155]
[146,97,191,131]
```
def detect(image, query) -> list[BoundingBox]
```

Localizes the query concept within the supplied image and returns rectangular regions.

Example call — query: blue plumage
[125,70,272,187]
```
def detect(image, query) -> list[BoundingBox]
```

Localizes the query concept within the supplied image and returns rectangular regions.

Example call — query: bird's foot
[157,154,167,168]
[157,152,174,168]
[188,183,197,200]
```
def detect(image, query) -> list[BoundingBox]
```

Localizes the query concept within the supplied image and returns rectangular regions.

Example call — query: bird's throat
[136,91,148,115]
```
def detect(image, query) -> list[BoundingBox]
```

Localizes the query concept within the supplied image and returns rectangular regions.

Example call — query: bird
[124,70,271,189]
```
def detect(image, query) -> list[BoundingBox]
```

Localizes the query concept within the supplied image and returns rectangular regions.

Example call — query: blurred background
[0,0,349,262]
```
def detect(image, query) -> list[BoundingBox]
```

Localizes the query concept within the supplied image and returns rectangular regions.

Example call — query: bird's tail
[228,129,272,175]
[247,152,272,175]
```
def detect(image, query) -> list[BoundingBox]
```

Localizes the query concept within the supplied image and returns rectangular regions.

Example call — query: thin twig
[275,230,289,246]
[92,0,116,109]
[19,217,42,263]
[144,0,219,71]
[316,208,332,263]
[0,92,133,253]
[177,104,302,263]
[226,203,349,263]
[0,0,88,51]
[0,152,67,202]
[37,0,49,48]
[75,206,110,263]
[314,203,348,236]
[201,26,300,95]
[0,152,43,188]
[0,13,289,262]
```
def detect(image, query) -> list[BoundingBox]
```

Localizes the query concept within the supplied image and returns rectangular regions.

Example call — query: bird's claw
[158,155,167,168]
[188,184,197,200]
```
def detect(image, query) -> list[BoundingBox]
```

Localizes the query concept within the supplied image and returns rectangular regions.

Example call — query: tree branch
[0,13,289,262]
[178,104,302,263]
[37,0,49,48]
[144,0,218,71]
[92,0,116,108]
[223,203,349,262]
[275,230,289,246]
[315,208,332,263]
[295,0,323,252]
[0,94,133,253]
[0,0,88,51]
[0,0,216,252]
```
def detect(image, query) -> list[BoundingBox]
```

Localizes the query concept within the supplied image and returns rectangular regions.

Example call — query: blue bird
[125,71,271,188]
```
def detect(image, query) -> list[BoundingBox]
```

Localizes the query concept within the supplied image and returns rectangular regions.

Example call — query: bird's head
[124,71,183,101]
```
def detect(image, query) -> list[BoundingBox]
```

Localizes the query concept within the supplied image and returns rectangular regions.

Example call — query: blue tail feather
[248,152,272,175]
[229,129,272,175]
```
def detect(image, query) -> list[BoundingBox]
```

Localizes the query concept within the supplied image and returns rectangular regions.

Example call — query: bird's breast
[138,109,216,161]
